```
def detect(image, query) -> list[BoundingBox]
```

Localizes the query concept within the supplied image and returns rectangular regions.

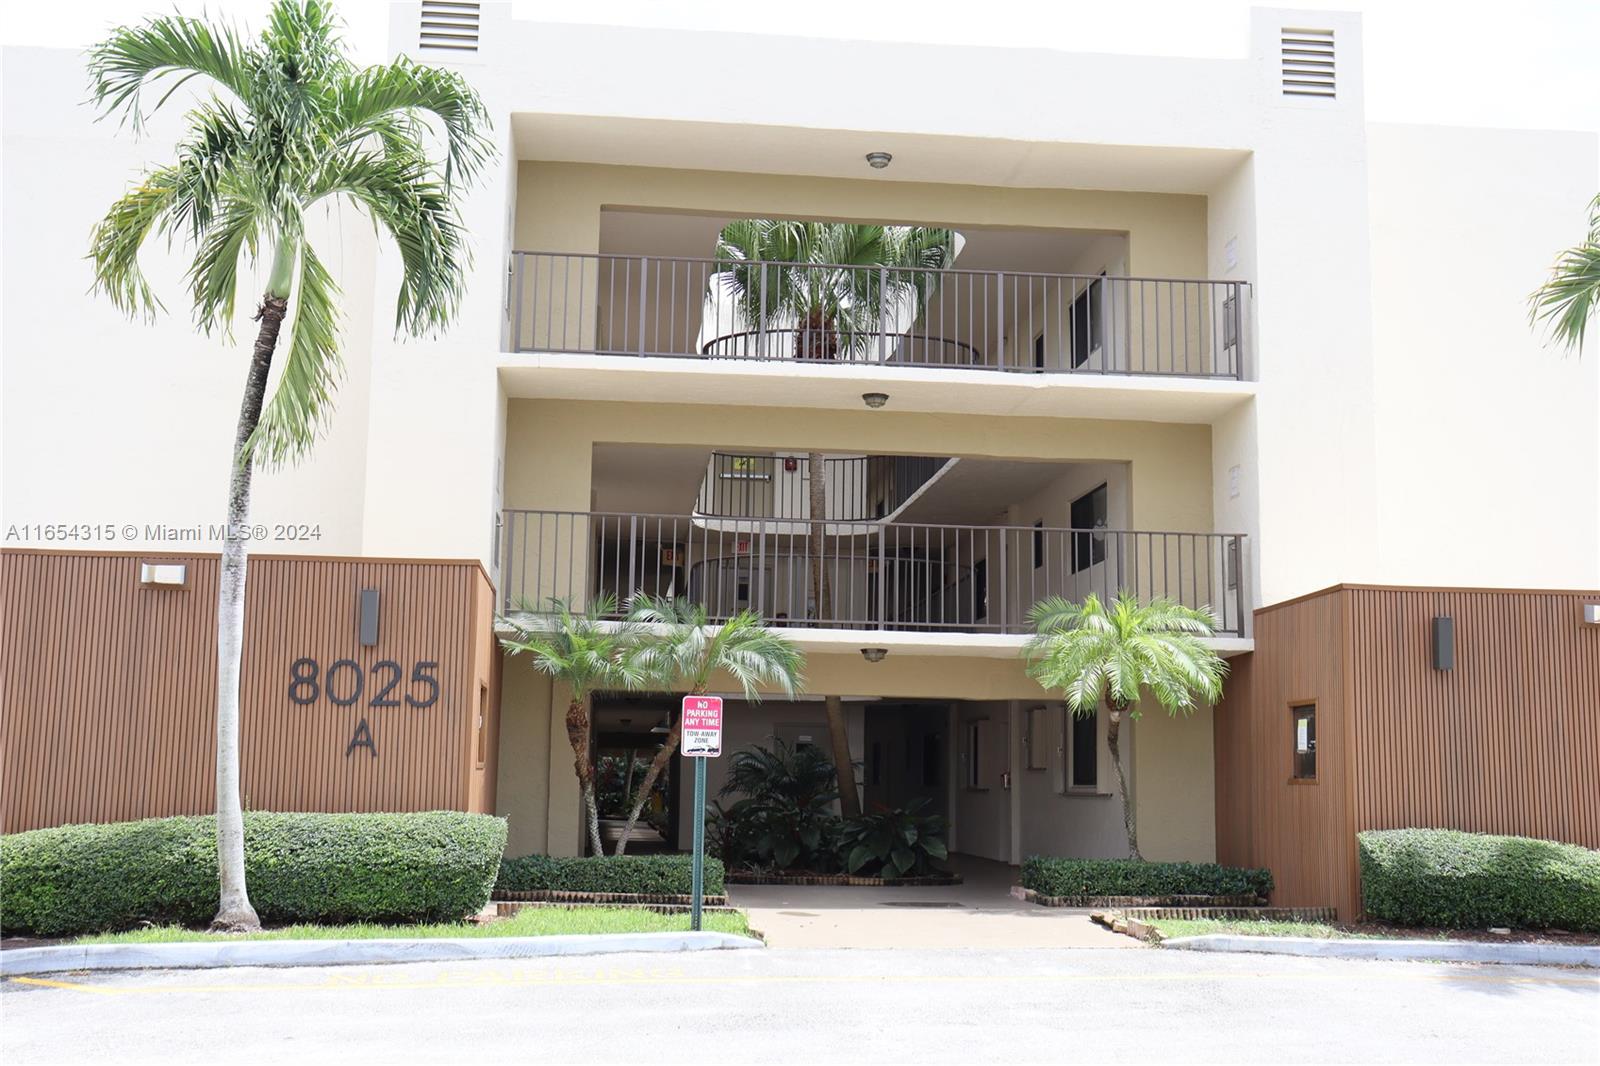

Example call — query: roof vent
[1281,27,1335,98]
[420,1,480,53]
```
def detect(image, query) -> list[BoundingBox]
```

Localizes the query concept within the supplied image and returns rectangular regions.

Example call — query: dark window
[1033,520,1045,570]
[1070,711,1097,788]
[1033,331,1046,371]
[1292,704,1317,779]
[1071,483,1108,573]
[1069,277,1103,367]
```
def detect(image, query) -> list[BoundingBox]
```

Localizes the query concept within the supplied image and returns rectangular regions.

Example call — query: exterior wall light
[861,647,888,662]
[139,561,187,588]
[1584,604,1600,625]
[862,392,889,409]
[865,151,892,169]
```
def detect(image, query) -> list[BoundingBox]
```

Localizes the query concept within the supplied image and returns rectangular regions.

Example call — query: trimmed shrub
[1020,857,1273,900]
[496,854,725,896]
[0,811,507,937]
[1358,828,1600,932]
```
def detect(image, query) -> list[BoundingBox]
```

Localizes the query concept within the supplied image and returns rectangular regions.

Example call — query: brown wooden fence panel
[1,550,496,833]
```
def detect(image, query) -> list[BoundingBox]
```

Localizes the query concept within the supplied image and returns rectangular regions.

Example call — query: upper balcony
[508,251,1249,381]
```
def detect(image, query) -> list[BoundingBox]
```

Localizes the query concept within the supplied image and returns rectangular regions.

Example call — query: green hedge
[1358,828,1600,932]
[496,854,725,896]
[1020,857,1273,900]
[0,811,507,937]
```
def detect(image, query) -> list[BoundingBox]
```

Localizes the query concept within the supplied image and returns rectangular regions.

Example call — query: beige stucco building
[3,5,1597,883]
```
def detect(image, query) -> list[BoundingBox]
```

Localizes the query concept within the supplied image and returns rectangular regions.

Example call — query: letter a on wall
[346,717,377,758]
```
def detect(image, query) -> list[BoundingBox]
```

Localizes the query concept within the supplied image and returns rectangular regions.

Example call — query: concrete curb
[1163,934,1600,968]
[0,931,764,976]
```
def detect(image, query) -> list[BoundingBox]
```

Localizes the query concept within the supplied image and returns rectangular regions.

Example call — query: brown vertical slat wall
[1,550,497,833]
[1213,588,1357,915]
[1215,584,1600,919]
[1346,587,1600,848]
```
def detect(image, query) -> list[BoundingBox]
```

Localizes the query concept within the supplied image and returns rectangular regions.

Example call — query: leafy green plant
[0,812,507,937]
[716,740,841,872]
[495,854,725,896]
[837,799,950,879]
[1359,828,1600,931]
[1019,857,1272,900]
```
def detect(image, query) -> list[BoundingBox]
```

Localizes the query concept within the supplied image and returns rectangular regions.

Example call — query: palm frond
[87,12,253,131]
[1530,194,1600,356]
[328,57,493,185]
[87,168,182,320]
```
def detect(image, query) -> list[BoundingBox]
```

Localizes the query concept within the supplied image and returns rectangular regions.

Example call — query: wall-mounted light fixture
[865,151,892,169]
[1584,604,1600,625]
[359,588,380,647]
[1431,616,1454,671]
[862,392,889,409]
[861,647,888,663]
[139,561,187,588]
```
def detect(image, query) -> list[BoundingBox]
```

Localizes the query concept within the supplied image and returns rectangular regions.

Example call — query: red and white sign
[680,695,724,757]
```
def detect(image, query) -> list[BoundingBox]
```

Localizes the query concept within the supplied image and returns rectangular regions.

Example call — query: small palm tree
[1530,193,1600,355]
[86,0,490,931]
[1024,592,1227,860]
[500,596,651,856]
[612,595,805,855]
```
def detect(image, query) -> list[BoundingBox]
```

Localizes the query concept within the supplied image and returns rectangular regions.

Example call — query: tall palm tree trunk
[1105,699,1141,860]
[566,696,604,856]
[210,266,293,932]
[807,452,857,814]
[825,695,860,817]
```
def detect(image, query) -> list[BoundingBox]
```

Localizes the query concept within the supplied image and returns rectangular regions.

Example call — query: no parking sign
[681,695,723,757]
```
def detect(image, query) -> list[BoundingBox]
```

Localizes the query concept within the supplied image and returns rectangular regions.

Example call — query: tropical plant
[85,0,491,931]
[612,596,805,854]
[499,596,650,856]
[838,798,950,880]
[716,740,842,871]
[711,221,954,819]
[1024,592,1227,860]
[1530,193,1600,355]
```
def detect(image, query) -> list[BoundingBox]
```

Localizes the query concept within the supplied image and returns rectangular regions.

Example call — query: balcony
[497,509,1248,639]
[508,252,1249,380]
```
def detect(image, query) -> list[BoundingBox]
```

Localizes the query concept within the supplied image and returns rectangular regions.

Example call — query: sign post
[680,694,723,931]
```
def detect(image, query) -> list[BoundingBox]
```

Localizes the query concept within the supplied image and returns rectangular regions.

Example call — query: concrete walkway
[728,855,1132,949]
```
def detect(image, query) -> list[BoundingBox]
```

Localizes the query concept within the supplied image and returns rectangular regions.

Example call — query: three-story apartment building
[4,5,1597,916]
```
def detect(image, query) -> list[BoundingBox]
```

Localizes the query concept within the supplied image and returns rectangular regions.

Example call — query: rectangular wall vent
[420,1,480,52]
[1281,27,1335,98]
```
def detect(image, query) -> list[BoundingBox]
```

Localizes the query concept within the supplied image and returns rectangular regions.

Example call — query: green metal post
[690,756,707,931]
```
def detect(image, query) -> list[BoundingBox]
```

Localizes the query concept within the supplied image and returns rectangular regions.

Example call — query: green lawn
[1153,918,1380,941]
[76,906,752,945]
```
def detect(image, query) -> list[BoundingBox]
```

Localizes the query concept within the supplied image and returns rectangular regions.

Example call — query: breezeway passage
[728,856,1131,949]
[4,950,1594,1065]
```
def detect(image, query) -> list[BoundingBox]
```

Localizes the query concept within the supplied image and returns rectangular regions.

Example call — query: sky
[3,0,1597,136]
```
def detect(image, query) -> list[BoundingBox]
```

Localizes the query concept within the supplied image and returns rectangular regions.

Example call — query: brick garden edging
[493,900,744,920]
[1089,905,1338,941]
[725,871,963,887]
[1010,886,1261,908]
[493,889,730,907]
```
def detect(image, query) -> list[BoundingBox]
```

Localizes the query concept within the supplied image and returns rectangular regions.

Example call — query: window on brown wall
[475,682,489,769]
[1291,703,1317,779]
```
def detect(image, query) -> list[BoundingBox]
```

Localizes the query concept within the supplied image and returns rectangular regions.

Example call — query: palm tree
[86,1,490,931]
[1530,193,1600,354]
[500,596,650,857]
[613,595,805,855]
[1023,592,1227,860]
[711,221,953,813]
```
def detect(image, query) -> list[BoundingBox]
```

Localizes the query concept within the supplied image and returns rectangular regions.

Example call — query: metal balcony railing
[507,252,1250,379]
[695,452,951,521]
[497,509,1248,637]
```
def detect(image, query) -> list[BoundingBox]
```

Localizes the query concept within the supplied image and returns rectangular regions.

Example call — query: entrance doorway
[592,698,680,854]
[862,703,948,817]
